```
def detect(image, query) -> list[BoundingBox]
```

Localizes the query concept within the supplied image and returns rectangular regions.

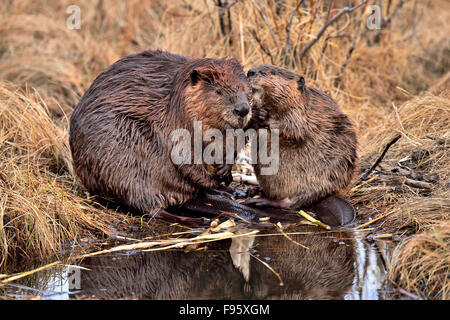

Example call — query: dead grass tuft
[389,222,449,300]
[0,82,122,267]
[353,90,449,300]
[354,91,450,229]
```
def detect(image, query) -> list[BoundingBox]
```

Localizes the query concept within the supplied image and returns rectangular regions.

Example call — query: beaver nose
[247,69,256,77]
[234,102,250,117]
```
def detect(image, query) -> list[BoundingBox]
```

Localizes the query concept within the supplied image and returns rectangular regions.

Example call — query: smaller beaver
[243,64,358,225]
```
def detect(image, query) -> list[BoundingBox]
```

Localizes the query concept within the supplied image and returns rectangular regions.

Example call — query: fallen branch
[404,178,432,189]
[360,134,401,181]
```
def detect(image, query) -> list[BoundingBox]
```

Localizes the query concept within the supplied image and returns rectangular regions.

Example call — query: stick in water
[295,210,331,230]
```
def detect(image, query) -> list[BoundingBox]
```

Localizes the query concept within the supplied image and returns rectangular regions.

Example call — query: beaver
[243,64,358,225]
[69,49,252,224]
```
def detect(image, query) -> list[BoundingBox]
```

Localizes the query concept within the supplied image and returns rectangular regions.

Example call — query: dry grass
[353,91,450,224]
[0,0,448,299]
[0,82,123,267]
[389,222,449,300]
[352,90,449,300]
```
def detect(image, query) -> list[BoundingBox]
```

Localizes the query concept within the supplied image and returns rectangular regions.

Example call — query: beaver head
[247,64,306,113]
[181,59,252,130]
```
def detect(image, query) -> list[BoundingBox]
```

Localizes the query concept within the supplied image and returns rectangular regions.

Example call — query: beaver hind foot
[311,195,356,226]
[238,194,356,227]
[167,193,301,227]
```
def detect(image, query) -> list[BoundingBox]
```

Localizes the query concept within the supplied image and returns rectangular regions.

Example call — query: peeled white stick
[232,173,258,185]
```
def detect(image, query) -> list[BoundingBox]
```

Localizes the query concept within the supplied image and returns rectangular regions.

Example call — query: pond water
[1,224,397,300]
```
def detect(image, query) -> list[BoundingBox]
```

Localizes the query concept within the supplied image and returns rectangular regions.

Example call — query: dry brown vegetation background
[0,0,448,299]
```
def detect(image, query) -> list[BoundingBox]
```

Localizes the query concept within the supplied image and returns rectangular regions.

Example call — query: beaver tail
[311,194,356,226]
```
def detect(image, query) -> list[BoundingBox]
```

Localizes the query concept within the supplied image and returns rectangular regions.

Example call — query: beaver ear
[297,76,305,91]
[190,69,200,86]
[190,67,216,86]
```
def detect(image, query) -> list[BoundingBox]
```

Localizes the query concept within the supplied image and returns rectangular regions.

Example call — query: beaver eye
[271,71,277,75]
[216,89,222,95]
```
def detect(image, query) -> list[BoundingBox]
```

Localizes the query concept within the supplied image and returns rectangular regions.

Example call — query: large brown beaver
[69,50,252,224]
[243,64,358,225]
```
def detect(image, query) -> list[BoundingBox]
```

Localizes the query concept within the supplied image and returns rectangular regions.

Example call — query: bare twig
[372,233,393,239]
[411,0,431,56]
[395,0,429,44]
[335,1,368,85]
[216,0,237,45]
[386,0,393,16]
[283,0,305,66]
[373,0,407,44]
[354,208,401,230]
[232,172,259,185]
[360,134,401,181]
[276,222,309,249]
[250,252,284,286]
[351,174,379,192]
[297,0,367,60]
[318,34,351,65]
[249,29,274,64]
[397,287,424,300]
[250,0,278,46]
[325,0,334,21]
[215,0,239,9]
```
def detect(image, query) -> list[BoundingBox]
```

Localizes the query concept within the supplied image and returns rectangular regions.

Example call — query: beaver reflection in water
[243,65,359,226]
[75,225,355,299]
[69,50,253,225]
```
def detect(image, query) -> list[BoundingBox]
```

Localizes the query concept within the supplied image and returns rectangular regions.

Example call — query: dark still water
[1,223,395,300]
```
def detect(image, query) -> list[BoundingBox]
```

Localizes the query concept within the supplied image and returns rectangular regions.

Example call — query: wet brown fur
[69,50,252,214]
[248,64,358,208]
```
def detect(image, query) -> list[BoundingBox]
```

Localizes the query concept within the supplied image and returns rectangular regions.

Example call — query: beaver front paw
[214,163,233,186]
